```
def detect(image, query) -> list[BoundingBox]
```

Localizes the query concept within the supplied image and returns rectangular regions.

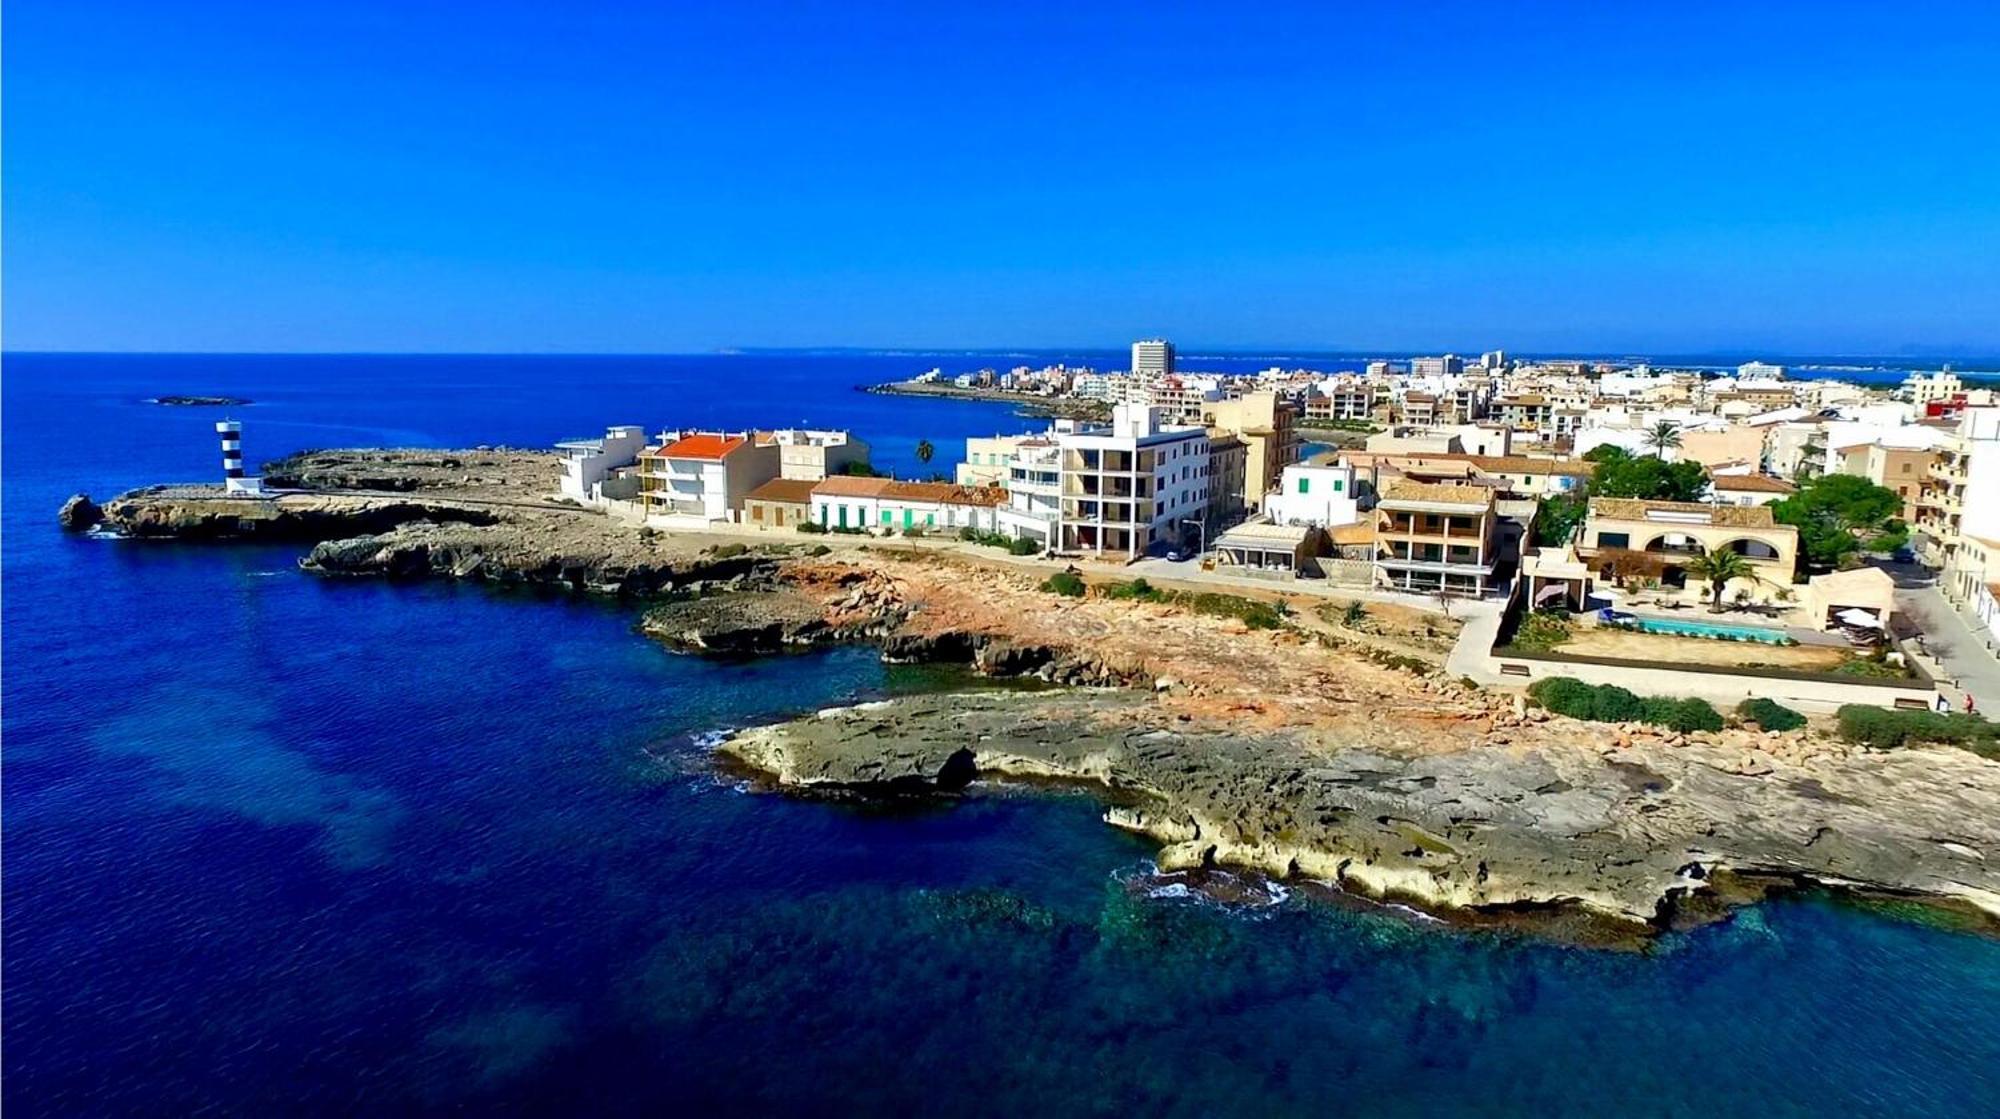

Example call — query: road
[1883,560,2000,715]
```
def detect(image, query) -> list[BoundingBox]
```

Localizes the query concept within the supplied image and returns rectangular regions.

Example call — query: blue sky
[6,1,1999,354]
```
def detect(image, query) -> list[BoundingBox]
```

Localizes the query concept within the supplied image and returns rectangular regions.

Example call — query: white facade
[1130,339,1175,380]
[998,441,1062,544]
[1736,360,1787,381]
[765,429,869,481]
[1057,404,1209,560]
[557,425,648,503]
[1263,463,1361,528]
[1905,370,1964,407]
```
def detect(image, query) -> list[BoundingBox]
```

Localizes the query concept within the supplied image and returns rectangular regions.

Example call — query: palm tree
[1643,420,1682,459]
[915,439,935,466]
[1685,547,1753,613]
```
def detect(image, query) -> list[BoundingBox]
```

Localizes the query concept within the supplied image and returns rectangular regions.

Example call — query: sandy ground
[1558,626,1853,670]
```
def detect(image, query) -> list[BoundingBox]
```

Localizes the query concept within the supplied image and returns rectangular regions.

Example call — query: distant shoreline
[861,380,1110,420]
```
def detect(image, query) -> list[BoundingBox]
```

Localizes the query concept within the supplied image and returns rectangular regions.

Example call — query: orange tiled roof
[811,476,893,497]
[655,433,746,460]
[744,478,819,504]
[1711,474,1796,494]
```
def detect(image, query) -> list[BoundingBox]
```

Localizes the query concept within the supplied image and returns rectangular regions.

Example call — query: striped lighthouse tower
[216,420,265,494]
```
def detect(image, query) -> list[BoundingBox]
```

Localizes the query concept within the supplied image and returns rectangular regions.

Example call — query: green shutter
[1298,478,1309,494]
[838,505,848,528]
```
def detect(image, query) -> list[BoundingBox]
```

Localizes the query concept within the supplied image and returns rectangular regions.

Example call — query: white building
[1905,369,1964,407]
[1737,360,1788,381]
[997,438,1063,545]
[1410,355,1464,377]
[638,432,781,524]
[1130,339,1175,381]
[1057,404,1209,560]
[556,425,649,503]
[1262,462,1362,528]
[762,429,870,481]
[808,477,1004,534]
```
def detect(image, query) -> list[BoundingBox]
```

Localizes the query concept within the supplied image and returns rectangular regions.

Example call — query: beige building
[757,429,869,481]
[1206,433,1248,529]
[1831,441,1934,524]
[958,434,1029,487]
[741,477,818,529]
[1373,480,1499,598]
[1202,391,1301,513]
[1579,498,1799,605]
[639,432,782,523]
[1678,423,1767,472]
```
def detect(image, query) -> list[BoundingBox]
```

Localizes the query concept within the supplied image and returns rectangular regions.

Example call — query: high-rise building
[1201,391,1301,512]
[1410,355,1464,377]
[1130,339,1175,381]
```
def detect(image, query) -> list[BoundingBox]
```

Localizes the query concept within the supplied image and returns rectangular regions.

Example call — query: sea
[5,352,2000,1116]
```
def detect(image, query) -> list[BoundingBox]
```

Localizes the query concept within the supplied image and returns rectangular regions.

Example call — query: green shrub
[1527,677,1596,719]
[1641,696,1725,733]
[1737,697,1805,732]
[1104,577,1161,602]
[1511,610,1573,652]
[1588,684,1646,723]
[796,521,828,534]
[1040,571,1086,598]
[1007,537,1039,556]
[1341,601,1368,626]
[1530,677,1722,732]
[1837,706,2000,755]
[807,544,832,557]
[710,543,747,558]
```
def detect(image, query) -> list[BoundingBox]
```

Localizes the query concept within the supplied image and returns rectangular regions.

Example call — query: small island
[150,395,252,407]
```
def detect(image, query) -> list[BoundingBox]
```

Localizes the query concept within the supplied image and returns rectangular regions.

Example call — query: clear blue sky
[6,1,1999,355]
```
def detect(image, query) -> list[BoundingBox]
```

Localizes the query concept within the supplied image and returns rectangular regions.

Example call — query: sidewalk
[1892,576,2000,715]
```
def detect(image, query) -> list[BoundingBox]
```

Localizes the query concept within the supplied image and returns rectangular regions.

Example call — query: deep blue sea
[6,353,2000,1116]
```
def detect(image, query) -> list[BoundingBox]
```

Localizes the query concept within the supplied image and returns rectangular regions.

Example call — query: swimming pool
[1613,616,1791,644]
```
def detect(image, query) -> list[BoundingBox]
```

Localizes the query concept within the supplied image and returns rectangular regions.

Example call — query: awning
[1836,608,1883,629]
[1535,584,1570,604]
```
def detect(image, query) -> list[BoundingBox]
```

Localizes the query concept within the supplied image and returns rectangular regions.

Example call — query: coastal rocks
[94,488,501,542]
[151,395,251,406]
[299,522,783,598]
[720,689,2000,940]
[58,493,103,532]
[641,591,837,654]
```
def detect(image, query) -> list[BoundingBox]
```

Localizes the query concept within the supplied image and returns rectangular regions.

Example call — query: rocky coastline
[60,448,2000,944]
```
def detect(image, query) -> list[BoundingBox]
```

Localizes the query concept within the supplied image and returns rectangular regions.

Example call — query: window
[1298,478,1310,494]
[1598,531,1630,549]
[1332,479,1343,492]
[882,510,892,525]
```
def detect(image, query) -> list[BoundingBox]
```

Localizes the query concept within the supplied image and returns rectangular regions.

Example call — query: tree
[1533,492,1588,546]
[1686,547,1754,612]
[1642,420,1683,458]
[914,439,935,466]
[1770,474,1907,572]
[1590,454,1708,502]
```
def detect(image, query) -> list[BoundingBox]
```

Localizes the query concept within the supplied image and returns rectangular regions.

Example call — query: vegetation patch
[1737,697,1806,732]
[1511,610,1573,652]
[1835,706,2000,757]
[1528,677,1724,733]
[1039,570,1086,598]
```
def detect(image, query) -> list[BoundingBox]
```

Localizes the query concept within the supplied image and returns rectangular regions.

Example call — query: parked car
[1892,547,1915,564]
[1165,549,1188,563]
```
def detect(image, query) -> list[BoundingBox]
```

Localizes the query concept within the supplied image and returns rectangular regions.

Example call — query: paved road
[1886,561,2000,715]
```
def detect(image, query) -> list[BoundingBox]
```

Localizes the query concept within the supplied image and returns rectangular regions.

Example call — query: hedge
[1040,571,1086,598]
[1528,677,1724,733]
[1836,705,2000,755]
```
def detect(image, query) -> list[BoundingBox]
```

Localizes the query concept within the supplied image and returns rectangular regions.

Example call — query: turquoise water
[1619,616,1791,644]
[6,354,2000,1115]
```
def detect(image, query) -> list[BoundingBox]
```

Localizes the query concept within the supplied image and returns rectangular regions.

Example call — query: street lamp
[1181,517,1205,560]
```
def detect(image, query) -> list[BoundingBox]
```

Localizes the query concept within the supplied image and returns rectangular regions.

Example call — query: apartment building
[997,438,1062,545]
[638,432,782,523]
[1200,391,1301,513]
[1936,408,2000,612]
[556,424,648,503]
[959,434,1029,487]
[1057,404,1210,560]
[1372,480,1499,598]
[761,429,870,481]
[1206,433,1249,530]
[1830,440,1936,523]
[1130,339,1175,380]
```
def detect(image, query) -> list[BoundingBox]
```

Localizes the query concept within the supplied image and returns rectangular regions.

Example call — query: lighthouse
[216,420,265,494]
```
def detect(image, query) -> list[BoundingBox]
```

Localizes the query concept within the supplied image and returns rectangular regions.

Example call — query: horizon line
[6,346,1997,364]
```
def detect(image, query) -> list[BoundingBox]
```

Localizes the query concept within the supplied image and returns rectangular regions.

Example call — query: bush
[1511,610,1573,652]
[1836,706,2000,755]
[807,544,832,557]
[1641,697,1725,733]
[1528,677,1721,732]
[1040,571,1086,597]
[710,543,747,558]
[1341,601,1368,626]
[1528,677,1596,719]
[1007,537,1039,556]
[1738,697,1805,732]
[1587,684,1646,723]
[796,521,828,534]
[1103,577,1161,602]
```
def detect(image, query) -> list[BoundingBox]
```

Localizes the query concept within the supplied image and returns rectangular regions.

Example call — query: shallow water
[5,354,1999,1115]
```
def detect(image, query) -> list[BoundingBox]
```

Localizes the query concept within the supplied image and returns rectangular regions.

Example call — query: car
[1892,547,1915,564]
[1165,549,1187,563]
